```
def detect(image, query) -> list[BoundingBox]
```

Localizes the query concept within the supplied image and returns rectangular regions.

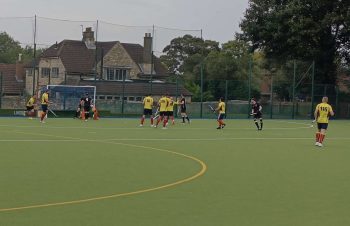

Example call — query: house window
[136,97,142,102]
[104,67,129,81]
[41,68,50,78]
[106,96,113,100]
[98,96,105,100]
[26,69,33,76]
[51,68,59,78]
[128,96,135,101]
[114,96,120,100]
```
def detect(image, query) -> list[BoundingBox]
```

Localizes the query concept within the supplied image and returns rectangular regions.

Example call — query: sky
[1,0,249,52]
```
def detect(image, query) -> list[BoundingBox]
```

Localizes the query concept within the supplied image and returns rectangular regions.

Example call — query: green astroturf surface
[0,118,349,226]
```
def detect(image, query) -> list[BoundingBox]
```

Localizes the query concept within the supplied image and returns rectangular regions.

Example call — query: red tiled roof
[0,64,25,95]
[78,80,191,96]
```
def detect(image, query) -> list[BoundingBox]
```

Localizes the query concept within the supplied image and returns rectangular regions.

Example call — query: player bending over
[26,95,36,119]
[251,98,263,130]
[155,94,169,129]
[313,96,334,147]
[140,94,154,127]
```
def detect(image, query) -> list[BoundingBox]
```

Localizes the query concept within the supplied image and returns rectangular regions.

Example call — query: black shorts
[218,113,225,120]
[41,104,48,112]
[143,109,153,115]
[167,111,173,116]
[159,111,167,117]
[180,108,186,113]
[84,106,91,112]
[26,106,34,111]
[253,112,262,119]
[317,123,328,130]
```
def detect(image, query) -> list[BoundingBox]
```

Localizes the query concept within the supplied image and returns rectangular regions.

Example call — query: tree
[239,0,350,84]
[0,32,23,63]
[0,31,39,64]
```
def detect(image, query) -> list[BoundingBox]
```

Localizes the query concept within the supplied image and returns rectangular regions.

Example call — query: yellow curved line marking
[0,131,207,212]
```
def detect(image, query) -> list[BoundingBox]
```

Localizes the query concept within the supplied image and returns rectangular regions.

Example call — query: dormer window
[104,67,129,81]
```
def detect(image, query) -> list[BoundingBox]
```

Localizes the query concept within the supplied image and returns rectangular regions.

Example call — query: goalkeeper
[250,98,263,130]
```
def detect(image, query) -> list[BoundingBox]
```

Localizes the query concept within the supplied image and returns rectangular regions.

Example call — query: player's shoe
[315,142,320,146]
[139,124,143,127]
[216,126,221,129]
[150,124,154,127]
[317,143,323,147]
[162,127,168,129]
[222,124,226,128]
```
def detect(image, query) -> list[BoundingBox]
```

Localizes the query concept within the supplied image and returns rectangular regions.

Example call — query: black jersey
[180,98,186,110]
[81,97,92,107]
[252,103,262,114]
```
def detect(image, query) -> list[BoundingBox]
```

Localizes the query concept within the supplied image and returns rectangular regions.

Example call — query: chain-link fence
[1,16,349,119]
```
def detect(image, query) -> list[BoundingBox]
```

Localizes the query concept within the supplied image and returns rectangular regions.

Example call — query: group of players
[25,90,98,123]
[140,93,190,129]
[26,89,335,147]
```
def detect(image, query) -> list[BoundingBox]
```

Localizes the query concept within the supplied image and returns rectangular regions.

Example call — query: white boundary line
[0,137,349,142]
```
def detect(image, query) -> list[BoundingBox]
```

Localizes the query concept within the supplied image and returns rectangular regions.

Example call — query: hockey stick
[208,105,217,114]
[48,108,58,117]
[153,108,160,120]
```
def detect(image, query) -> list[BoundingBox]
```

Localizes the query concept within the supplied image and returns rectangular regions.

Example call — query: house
[24,28,191,107]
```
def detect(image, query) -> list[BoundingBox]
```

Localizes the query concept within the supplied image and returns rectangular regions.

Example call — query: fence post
[175,76,179,117]
[0,72,2,108]
[248,56,252,118]
[335,85,339,119]
[292,60,296,119]
[121,77,125,115]
[310,61,315,119]
[270,75,273,119]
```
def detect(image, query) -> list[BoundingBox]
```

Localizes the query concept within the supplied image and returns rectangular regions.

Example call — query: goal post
[45,85,96,110]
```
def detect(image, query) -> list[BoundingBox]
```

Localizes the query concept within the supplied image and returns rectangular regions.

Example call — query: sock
[140,116,145,125]
[186,116,190,122]
[163,118,168,127]
[316,132,321,142]
[156,117,162,126]
[260,119,263,129]
[40,112,46,121]
[319,134,325,143]
[151,117,154,125]
[254,121,259,129]
[182,117,185,123]
[171,116,175,124]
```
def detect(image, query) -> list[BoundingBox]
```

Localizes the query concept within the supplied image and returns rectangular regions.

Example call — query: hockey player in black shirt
[81,93,93,121]
[179,94,190,124]
[250,98,263,130]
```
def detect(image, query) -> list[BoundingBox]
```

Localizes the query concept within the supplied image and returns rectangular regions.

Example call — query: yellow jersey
[158,96,168,112]
[218,101,225,114]
[41,93,49,105]
[166,98,176,112]
[143,96,153,109]
[315,103,333,123]
[26,97,35,107]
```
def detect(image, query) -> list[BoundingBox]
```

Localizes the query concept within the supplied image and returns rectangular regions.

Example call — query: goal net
[45,85,96,110]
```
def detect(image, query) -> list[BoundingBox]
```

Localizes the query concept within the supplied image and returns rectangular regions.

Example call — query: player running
[140,94,154,127]
[313,96,334,147]
[179,94,190,124]
[154,94,169,129]
[250,98,263,130]
[39,89,49,123]
[26,95,36,119]
[214,97,226,129]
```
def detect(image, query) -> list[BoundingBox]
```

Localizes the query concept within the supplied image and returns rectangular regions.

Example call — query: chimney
[83,27,96,49]
[83,27,95,42]
[143,33,152,64]
[15,53,25,81]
